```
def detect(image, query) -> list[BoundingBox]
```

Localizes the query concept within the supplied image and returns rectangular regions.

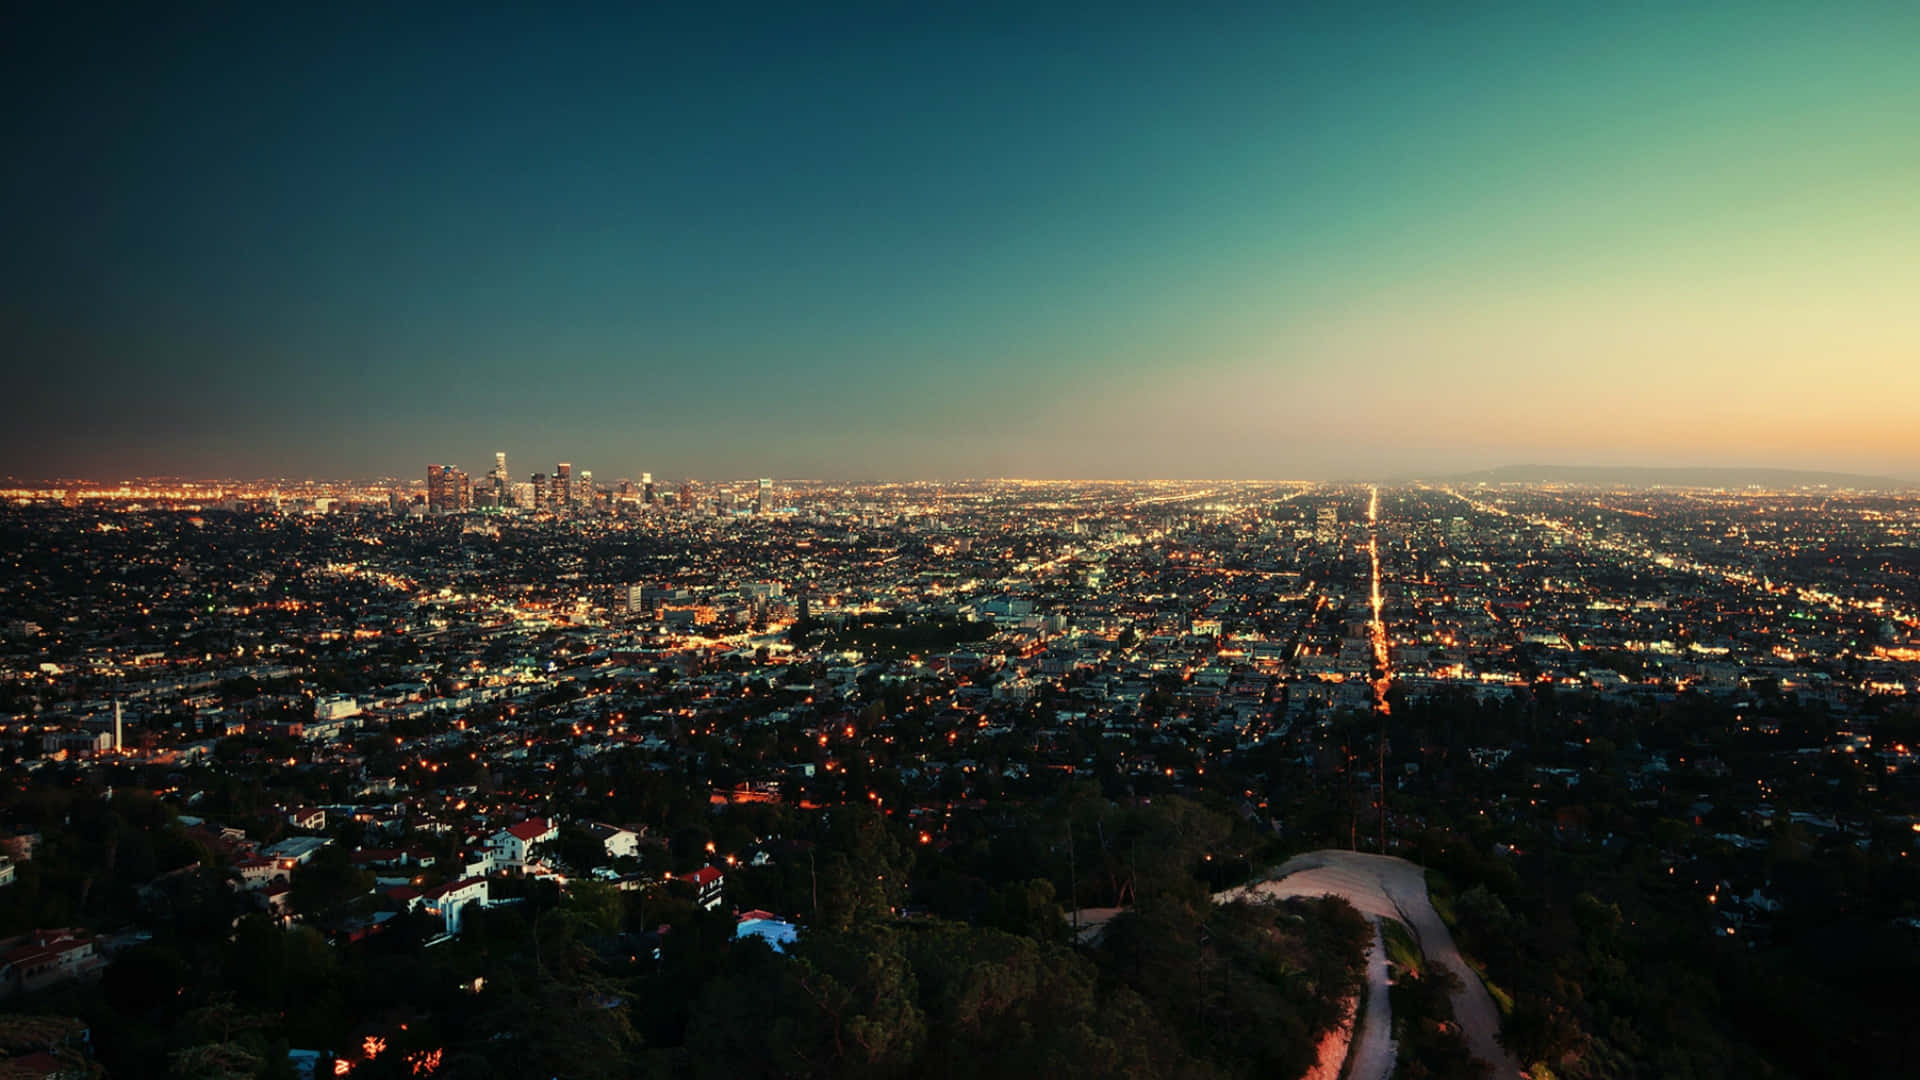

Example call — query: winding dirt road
[1349,918,1395,1080]
[1232,850,1522,1080]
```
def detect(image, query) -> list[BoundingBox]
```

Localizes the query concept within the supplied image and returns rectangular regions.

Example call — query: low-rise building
[0,933,102,997]
[686,865,726,911]
[486,818,556,868]
[580,822,640,861]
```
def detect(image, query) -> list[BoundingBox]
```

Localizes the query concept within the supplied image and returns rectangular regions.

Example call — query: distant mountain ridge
[1422,464,1915,490]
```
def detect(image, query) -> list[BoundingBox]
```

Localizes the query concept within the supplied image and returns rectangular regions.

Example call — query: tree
[167,997,276,1080]
[554,825,613,874]
[103,942,188,1016]
[562,880,626,936]
[813,806,913,931]
[168,1042,262,1080]
[982,878,1066,942]
[687,928,923,1079]
[900,921,1170,1079]
[288,844,372,920]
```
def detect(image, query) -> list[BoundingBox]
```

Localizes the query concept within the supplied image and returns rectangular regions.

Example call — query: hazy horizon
[6,5,1918,481]
[10,461,1917,489]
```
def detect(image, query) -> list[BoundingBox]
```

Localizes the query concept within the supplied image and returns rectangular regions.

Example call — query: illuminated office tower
[453,468,473,511]
[554,463,572,509]
[578,469,593,508]
[490,451,509,503]
[642,472,655,505]
[532,472,549,512]
[756,477,773,515]
[427,465,448,515]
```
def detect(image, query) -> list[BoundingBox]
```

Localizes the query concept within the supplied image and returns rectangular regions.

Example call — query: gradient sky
[4,3,1918,482]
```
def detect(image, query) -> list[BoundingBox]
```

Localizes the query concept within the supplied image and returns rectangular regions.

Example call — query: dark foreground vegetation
[0,786,1363,1079]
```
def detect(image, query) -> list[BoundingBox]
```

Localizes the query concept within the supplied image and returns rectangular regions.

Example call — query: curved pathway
[1348,918,1395,1080]
[1229,850,1522,1080]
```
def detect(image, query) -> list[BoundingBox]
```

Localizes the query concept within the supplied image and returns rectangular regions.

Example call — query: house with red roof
[259,885,294,924]
[485,818,556,868]
[232,856,283,891]
[0,933,102,997]
[687,865,726,911]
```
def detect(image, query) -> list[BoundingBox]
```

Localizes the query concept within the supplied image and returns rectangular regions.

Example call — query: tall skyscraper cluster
[425,464,472,514]
[524,462,594,514]
[421,453,778,519]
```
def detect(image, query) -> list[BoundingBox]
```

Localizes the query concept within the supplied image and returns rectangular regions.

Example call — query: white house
[580,822,640,861]
[315,694,362,721]
[486,818,556,868]
[417,876,489,935]
[233,857,282,891]
[458,849,495,878]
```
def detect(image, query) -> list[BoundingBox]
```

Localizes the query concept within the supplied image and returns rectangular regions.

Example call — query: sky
[4,2,1918,482]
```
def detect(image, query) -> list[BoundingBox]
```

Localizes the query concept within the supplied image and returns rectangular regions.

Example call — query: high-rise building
[554,463,572,509]
[532,472,549,512]
[642,472,655,505]
[1315,505,1339,543]
[427,464,472,514]
[756,477,773,515]
[490,451,509,504]
[578,469,593,508]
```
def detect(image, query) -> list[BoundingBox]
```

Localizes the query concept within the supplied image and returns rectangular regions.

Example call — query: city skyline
[6,5,1919,481]
[9,456,1918,490]
[4,475,1916,1075]
[6,6,1920,1074]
